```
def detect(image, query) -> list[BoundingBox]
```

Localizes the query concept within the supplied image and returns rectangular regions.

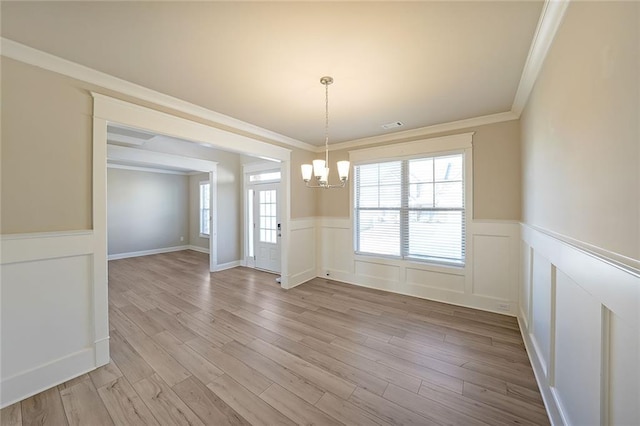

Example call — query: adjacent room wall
[317,120,521,221]
[107,167,189,256]
[133,139,242,265]
[519,2,639,425]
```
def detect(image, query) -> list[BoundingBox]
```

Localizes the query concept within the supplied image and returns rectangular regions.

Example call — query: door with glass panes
[253,184,280,273]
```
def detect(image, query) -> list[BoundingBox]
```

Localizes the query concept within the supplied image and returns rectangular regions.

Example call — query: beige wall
[1,57,92,233]
[107,168,189,255]
[521,1,639,260]
[290,148,318,219]
[317,120,522,220]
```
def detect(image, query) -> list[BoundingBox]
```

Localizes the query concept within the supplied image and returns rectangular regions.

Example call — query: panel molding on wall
[519,224,639,426]
[316,217,521,315]
[0,231,107,408]
[286,218,317,289]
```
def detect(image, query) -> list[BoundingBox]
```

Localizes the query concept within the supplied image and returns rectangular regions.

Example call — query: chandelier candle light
[301,76,350,188]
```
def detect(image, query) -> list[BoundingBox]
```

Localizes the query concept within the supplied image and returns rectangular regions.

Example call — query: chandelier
[301,76,350,188]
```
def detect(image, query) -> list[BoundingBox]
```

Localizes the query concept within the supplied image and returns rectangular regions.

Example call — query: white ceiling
[2,1,543,146]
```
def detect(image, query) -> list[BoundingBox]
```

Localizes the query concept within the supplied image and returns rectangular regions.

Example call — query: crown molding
[320,111,517,153]
[0,38,315,152]
[511,0,570,116]
[2,0,568,154]
[320,0,569,153]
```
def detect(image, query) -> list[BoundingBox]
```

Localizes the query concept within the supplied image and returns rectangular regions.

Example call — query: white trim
[519,223,640,425]
[511,0,571,116]
[92,115,111,382]
[524,224,639,276]
[107,245,190,261]
[94,93,292,285]
[0,38,313,152]
[188,245,209,254]
[242,161,283,175]
[0,348,96,408]
[215,260,242,272]
[94,93,291,162]
[242,162,287,283]
[0,230,108,408]
[518,317,565,426]
[2,0,567,156]
[107,144,218,172]
[327,113,513,153]
[107,162,189,176]
[349,132,473,164]
[0,231,93,264]
[521,224,639,326]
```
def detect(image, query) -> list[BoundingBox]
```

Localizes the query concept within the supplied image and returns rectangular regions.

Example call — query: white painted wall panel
[520,224,640,426]
[1,255,93,378]
[519,241,532,327]
[286,219,316,288]
[554,270,602,425]
[290,228,315,274]
[609,312,640,425]
[531,251,552,374]
[405,268,464,293]
[320,226,352,274]
[354,261,400,282]
[472,234,510,299]
[316,219,520,314]
[1,232,107,408]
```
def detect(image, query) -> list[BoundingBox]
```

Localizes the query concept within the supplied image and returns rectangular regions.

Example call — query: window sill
[199,234,210,239]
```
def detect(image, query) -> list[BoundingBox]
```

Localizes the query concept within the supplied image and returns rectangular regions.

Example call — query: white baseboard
[215,260,241,271]
[187,245,210,254]
[284,268,316,290]
[519,223,639,425]
[518,317,564,426]
[0,348,95,408]
[319,269,515,316]
[108,245,189,260]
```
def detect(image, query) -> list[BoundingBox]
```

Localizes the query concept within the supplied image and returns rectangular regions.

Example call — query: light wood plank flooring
[1,250,549,425]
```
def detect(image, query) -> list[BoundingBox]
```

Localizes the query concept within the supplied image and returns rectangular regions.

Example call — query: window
[199,181,210,236]
[354,152,465,266]
[258,189,277,243]
[249,170,281,183]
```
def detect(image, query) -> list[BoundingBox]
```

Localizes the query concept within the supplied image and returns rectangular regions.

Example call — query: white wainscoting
[285,218,317,289]
[316,217,521,315]
[519,224,639,426]
[0,231,109,408]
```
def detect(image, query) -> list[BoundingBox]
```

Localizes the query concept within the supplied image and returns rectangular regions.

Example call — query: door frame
[242,162,283,270]
[106,144,218,271]
[92,94,292,367]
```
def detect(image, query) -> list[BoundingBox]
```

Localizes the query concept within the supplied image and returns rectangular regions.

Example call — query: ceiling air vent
[381,121,403,130]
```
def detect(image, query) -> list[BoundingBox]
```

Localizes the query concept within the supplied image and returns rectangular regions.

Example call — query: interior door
[253,185,281,273]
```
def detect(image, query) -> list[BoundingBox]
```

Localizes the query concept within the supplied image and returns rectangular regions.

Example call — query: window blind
[354,153,465,266]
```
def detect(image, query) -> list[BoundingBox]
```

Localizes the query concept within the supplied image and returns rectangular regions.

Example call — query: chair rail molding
[518,223,639,426]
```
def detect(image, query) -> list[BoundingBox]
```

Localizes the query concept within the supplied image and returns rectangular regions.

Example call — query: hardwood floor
[1,250,549,425]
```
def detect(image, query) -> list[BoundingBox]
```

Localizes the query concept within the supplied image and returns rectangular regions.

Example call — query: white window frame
[349,132,473,269]
[199,181,211,237]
